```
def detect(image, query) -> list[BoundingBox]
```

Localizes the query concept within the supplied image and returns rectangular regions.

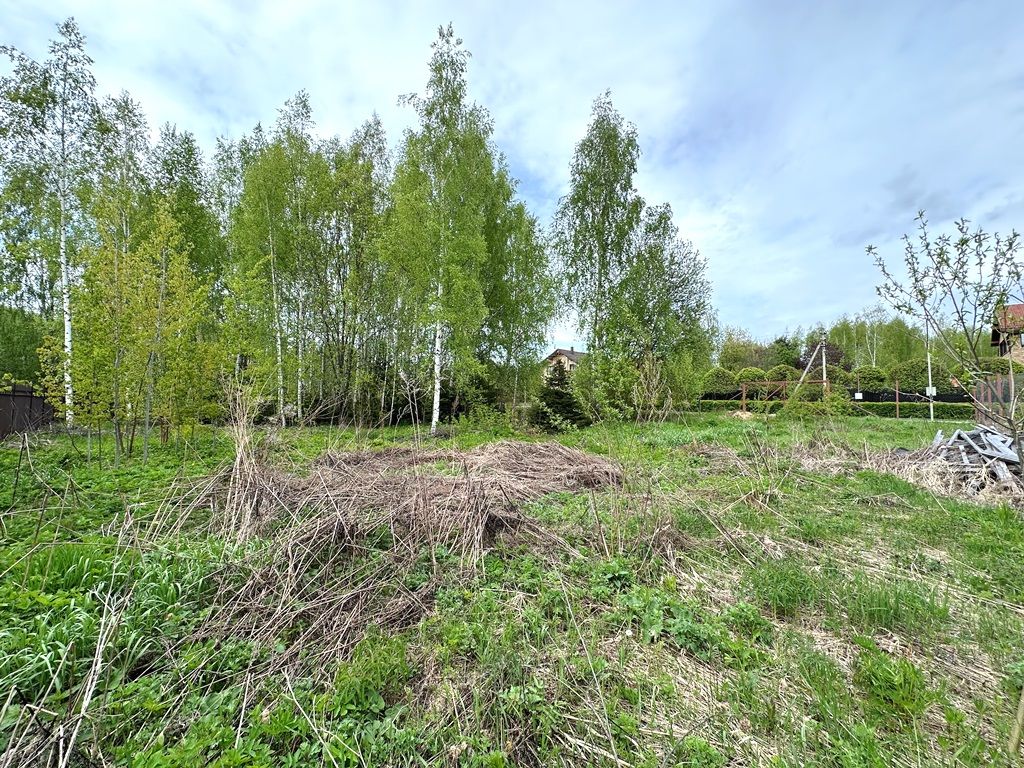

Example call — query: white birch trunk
[430,282,443,436]
[59,193,74,425]
[297,296,304,423]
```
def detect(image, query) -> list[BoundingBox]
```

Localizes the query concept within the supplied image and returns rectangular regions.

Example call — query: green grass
[0,413,1020,766]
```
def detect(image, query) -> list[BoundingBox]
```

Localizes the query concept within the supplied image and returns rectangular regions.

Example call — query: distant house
[543,347,584,375]
[990,303,1024,358]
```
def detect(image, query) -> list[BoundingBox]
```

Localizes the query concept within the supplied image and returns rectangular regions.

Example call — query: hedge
[851,401,974,419]
[697,399,783,414]
[696,399,974,420]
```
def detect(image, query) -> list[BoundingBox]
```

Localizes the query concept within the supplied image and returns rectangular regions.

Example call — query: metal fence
[0,384,54,438]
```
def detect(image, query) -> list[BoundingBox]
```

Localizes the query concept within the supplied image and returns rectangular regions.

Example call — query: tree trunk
[59,193,74,425]
[112,348,123,467]
[267,225,286,428]
[430,283,443,436]
[297,296,305,423]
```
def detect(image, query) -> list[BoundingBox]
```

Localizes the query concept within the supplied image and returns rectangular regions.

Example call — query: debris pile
[923,425,1020,487]
[881,424,1024,501]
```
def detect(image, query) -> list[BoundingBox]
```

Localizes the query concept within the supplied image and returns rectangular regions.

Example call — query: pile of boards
[924,425,1020,486]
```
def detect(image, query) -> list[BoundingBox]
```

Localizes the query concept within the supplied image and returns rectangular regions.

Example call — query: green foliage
[0,306,44,382]
[718,328,768,371]
[853,401,974,419]
[617,585,765,669]
[825,364,851,388]
[571,350,640,421]
[534,362,588,431]
[765,364,800,383]
[852,637,936,724]
[975,355,1024,376]
[742,558,823,618]
[851,365,887,391]
[702,366,738,396]
[669,735,726,767]
[780,387,853,419]
[887,358,955,394]
[736,366,767,383]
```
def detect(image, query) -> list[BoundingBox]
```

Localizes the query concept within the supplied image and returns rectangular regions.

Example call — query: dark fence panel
[0,385,54,438]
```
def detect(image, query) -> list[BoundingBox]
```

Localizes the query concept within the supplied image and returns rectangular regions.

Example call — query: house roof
[545,348,584,363]
[991,303,1024,345]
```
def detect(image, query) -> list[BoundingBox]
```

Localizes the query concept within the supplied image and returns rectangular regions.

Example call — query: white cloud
[4,0,1024,346]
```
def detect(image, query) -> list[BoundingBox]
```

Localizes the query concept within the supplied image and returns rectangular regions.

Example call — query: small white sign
[854,392,863,400]
[925,386,937,396]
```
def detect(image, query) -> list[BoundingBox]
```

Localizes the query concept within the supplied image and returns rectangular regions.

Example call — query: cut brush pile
[155,436,623,679]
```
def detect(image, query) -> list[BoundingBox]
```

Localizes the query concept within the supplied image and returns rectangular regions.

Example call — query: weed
[742,557,825,618]
[852,636,937,725]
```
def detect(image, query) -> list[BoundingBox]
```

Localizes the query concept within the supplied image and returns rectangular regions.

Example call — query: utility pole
[821,334,828,394]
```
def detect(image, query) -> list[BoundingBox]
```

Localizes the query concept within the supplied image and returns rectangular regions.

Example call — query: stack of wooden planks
[928,425,1020,486]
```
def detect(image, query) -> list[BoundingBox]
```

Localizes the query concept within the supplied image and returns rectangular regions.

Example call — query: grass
[1,412,1022,766]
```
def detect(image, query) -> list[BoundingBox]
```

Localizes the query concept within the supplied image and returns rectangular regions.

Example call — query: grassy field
[2,413,1023,766]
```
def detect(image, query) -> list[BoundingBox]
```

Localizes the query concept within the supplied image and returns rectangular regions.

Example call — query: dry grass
[152,434,622,681]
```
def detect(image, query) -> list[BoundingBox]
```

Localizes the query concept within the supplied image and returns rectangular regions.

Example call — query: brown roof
[997,304,1024,332]
[545,348,584,363]
[992,303,1024,346]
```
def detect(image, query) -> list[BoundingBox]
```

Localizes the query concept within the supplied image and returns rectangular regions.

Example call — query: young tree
[553,92,643,348]
[1,18,98,422]
[871,212,1023,455]
[383,25,495,435]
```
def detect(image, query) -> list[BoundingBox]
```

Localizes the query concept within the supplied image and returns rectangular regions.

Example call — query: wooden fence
[972,374,1024,427]
[0,384,54,438]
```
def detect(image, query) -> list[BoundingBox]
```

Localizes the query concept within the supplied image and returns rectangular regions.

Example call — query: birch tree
[0,18,97,422]
[553,91,643,349]
[386,25,494,435]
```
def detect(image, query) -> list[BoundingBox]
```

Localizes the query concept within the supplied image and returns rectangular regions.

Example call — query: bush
[570,351,639,421]
[765,364,800,383]
[850,365,887,391]
[853,401,973,420]
[736,366,768,384]
[780,388,852,419]
[887,359,955,394]
[825,364,851,388]
[975,356,1024,376]
[702,366,738,396]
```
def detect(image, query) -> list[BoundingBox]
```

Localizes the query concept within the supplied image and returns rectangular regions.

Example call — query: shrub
[780,386,852,418]
[570,351,639,421]
[887,359,955,394]
[853,401,973,420]
[702,366,738,396]
[736,366,768,384]
[825,364,851,388]
[765,364,800,383]
[850,365,887,391]
[975,356,1024,376]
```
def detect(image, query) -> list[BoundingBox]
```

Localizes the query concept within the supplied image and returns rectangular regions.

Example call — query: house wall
[544,354,578,375]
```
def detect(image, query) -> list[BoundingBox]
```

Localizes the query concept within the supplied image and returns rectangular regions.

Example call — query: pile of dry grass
[156,438,622,679]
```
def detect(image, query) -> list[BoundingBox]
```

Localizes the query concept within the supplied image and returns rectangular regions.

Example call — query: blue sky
[4,1,1023,349]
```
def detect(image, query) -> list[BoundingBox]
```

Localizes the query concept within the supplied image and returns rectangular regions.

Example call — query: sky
[3,0,1024,350]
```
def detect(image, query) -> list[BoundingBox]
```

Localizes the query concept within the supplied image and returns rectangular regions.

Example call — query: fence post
[895,379,900,419]
[741,383,747,412]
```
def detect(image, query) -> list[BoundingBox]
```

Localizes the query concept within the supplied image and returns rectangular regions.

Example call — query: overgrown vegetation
[2,413,1022,765]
